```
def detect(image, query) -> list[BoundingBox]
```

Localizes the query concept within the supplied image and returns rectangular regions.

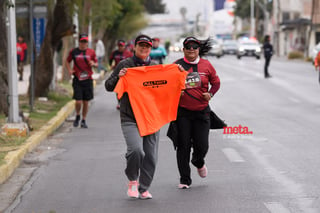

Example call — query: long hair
[199,38,212,57]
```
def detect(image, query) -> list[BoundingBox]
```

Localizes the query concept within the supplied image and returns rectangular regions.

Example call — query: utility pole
[255,0,270,35]
[2,0,29,136]
[251,0,255,37]
[29,0,34,111]
[6,0,20,123]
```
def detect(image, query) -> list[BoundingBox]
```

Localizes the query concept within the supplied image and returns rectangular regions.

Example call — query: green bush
[305,57,313,62]
[288,51,304,59]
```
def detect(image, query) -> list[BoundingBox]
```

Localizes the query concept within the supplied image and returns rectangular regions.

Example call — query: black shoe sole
[80,123,88,128]
[73,121,79,127]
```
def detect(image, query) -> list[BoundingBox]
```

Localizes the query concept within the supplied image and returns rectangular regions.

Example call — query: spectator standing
[95,38,105,73]
[263,35,273,78]
[66,33,98,128]
[16,35,28,81]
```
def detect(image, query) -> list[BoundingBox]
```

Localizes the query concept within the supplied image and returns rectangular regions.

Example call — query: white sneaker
[178,184,190,189]
[139,190,152,199]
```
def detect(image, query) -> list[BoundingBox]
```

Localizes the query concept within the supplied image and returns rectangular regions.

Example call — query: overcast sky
[161,0,213,20]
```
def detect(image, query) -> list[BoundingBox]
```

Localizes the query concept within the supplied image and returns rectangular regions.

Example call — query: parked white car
[170,42,183,52]
[237,39,261,59]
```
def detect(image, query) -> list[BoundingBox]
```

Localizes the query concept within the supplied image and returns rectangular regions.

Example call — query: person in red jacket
[16,35,28,81]
[66,33,98,128]
[109,40,133,70]
[314,51,320,83]
[174,36,220,189]
[109,40,133,109]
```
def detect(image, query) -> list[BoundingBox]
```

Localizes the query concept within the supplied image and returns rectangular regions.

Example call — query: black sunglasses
[185,43,199,50]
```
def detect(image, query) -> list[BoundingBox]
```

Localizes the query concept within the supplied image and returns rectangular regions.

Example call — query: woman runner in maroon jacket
[174,36,220,189]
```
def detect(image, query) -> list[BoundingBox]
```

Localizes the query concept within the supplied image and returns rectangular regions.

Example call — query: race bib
[185,72,201,89]
[79,71,89,81]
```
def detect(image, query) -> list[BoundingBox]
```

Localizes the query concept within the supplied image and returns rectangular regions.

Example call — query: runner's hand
[89,60,97,67]
[202,92,212,101]
[119,68,127,77]
[68,69,75,75]
[178,64,185,72]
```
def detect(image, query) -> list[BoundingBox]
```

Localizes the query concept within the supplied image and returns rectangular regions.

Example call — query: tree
[0,0,9,116]
[306,0,316,57]
[32,0,75,97]
[234,0,272,38]
[144,0,166,14]
[29,0,162,97]
[180,7,187,33]
[90,0,148,57]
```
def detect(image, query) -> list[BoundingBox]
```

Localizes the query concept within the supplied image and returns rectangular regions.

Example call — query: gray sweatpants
[121,122,160,193]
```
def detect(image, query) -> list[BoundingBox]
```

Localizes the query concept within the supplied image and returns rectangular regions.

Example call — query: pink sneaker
[139,191,152,199]
[197,165,208,178]
[127,181,139,198]
[178,184,190,189]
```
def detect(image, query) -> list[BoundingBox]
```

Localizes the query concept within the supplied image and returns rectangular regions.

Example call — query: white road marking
[222,148,245,162]
[244,138,317,213]
[264,202,291,213]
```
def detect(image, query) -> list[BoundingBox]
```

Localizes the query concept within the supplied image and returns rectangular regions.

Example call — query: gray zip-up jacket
[105,57,156,123]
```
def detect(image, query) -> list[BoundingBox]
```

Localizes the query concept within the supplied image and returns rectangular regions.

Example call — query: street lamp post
[29,0,35,112]
[251,0,255,37]
[6,0,20,123]
[2,0,29,137]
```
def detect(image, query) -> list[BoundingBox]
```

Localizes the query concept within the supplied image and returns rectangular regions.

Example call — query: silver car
[208,39,224,58]
[222,40,238,55]
[237,40,262,59]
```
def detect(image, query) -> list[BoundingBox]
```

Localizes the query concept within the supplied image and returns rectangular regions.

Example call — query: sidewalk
[17,65,102,95]
[1,65,105,185]
[17,65,30,95]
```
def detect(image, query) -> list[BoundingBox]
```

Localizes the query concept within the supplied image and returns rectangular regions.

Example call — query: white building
[271,0,319,57]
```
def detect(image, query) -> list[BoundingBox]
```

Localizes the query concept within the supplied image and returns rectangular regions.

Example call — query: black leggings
[264,56,271,77]
[176,107,210,185]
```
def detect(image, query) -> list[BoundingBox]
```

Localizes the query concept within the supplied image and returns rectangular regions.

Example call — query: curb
[0,100,75,184]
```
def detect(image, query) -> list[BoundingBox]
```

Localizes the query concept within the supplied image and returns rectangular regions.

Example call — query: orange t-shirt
[114,64,187,136]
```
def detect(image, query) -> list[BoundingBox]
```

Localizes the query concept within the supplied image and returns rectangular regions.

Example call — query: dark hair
[117,39,126,46]
[183,36,211,57]
[264,35,270,43]
[199,38,212,57]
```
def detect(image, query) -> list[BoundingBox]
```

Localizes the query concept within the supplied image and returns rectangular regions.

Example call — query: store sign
[33,17,46,55]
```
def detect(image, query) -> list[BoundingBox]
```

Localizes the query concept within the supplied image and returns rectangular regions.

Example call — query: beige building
[271,0,320,57]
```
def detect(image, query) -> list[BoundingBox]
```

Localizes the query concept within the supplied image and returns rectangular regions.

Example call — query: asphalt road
[3,53,320,213]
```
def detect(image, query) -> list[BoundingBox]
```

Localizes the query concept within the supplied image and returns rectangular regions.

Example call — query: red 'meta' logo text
[223,125,253,135]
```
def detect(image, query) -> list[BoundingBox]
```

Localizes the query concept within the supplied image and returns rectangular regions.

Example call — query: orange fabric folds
[114,64,187,136]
